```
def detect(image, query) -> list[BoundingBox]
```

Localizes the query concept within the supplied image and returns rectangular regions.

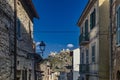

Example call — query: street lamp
[33,41,46,80]
[39,41,46,56]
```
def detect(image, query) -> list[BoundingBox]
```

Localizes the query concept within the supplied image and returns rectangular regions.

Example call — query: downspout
[109,1,113,80]
[32,42,36,80]
[14,0,17,80]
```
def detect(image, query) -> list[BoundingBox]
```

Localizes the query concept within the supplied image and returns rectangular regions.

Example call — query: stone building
[33,53,43,80]
[58,72,67,80]
[40,61,51,80]
[110,0,120,80]
[0,0,39,80]
[77,0,110,80]
[40,60,60,80]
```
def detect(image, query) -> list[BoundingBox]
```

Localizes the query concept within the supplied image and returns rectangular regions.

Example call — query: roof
[20,0,39,19]
[77,0,96,26]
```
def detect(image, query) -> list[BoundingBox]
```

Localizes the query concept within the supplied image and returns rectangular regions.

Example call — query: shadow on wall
[0,0,35,80]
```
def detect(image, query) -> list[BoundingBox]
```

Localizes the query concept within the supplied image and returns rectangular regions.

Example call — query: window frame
[86,49,89,64]
[17,19,22,40]
[81,52,84,64]
[85,19,88,34]
[90,9,96,30]
[116,5,120,46]
[91,44,96,63]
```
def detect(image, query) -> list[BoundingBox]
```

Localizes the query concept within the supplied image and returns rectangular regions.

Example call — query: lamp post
[39,41,46,56]
[34,41,46,80]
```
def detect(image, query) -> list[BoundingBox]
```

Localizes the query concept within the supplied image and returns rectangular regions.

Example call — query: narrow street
[0,0,119,80]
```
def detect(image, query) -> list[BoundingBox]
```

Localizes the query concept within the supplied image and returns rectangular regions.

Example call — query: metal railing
[79,33,89,45]
[79,64,89,74]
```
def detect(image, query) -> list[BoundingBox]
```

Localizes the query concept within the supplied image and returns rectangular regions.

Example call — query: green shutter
[117,10,119,44]
[93,9,96,27]
[17,19,21,40]
[118,8,120,44]
[81,53,84,64]
[118,30,120,44]
[118,7,120,44]
[85,19,88,34]
[86,49,89,64]
[90,9,96,30]
[90,13,92,30]
[117,7,120,45]
[92,45,95,62]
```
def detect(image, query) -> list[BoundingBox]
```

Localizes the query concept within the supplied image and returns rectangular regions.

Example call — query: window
[81,27,83,34]
[85,19,88,34]
[117,71,120,80]
[81,52,84,64]
[86,49,89,64]
[117,6,120,45]
[90,9,96,30]
[110,0,113,4]
[92,45,95,63]
[24,69,27,80]
[82,77,84,80]
[17,19,22,40]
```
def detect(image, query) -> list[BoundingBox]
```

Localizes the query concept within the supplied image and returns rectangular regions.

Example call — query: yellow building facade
[77,0,110,80]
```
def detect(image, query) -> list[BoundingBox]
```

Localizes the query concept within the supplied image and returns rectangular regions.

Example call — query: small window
[17,61,19,65]
[85,19,88,34]
[81,27,83,34]
[92,45,95,63]
[81,52,84,64]
[110,0,113,4]
[90,9,96,30]
[86,49,89,64]
[117,71,120,80]
[116,6,120,45]
[17,19,22,40]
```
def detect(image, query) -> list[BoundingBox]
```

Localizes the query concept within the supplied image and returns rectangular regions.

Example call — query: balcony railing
[79,64,89,74]
[79,33,89,45]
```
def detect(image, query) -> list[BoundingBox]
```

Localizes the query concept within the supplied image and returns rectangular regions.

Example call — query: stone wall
[0,0,35,80]
[111,0,120,80]
[16,0,34,80]
[0,0,14,80]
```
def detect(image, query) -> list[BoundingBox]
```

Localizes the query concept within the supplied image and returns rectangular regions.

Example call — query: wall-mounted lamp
[39,41,46,56]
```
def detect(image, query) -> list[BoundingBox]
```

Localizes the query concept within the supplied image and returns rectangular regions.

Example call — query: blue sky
[33,0,88,58]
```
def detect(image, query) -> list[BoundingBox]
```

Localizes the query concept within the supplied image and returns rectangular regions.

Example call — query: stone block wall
[0,0,35,80]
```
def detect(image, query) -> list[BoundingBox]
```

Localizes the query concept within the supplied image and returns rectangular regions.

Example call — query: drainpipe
[109,1,113,80]
[32,42,36,80]
[14,0,17,80]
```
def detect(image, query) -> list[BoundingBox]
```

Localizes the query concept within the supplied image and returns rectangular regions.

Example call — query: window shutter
[81,27,83,33]
[81,53,84,64]
[92,45,95,62]
[93,9,96,27]
[117,7,120,45]
[90,13,92,29]
[86,49,89,64]
[17,19,21,40]
[118,8,120,28]
[118,30,120,44]
[85,19,88,34]
[117,10,119,44]
[90,9,96,30]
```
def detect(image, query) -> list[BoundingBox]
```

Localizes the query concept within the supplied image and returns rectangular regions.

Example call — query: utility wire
[32,30,79,33]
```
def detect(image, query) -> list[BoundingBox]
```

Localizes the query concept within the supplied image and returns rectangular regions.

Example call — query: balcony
[79,64,89,74]
[79,33,89,45]
[89,63,98,75]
